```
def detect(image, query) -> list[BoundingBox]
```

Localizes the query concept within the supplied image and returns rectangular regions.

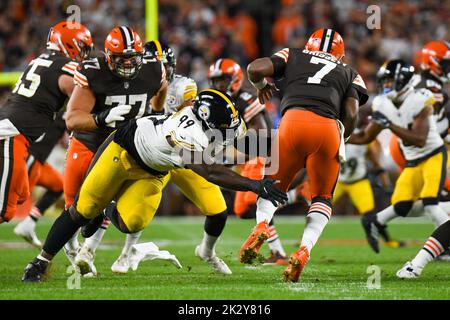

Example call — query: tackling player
[14,112,66,247]
[59,26,168,267]
[0,21,92,224]
[240,28,368,282]
[349,59,450,253]
[22,90,288,282]
[208,58,287,265]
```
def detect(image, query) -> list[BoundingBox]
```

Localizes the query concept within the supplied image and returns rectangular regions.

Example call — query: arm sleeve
[270,48,289,79]
[73,66,89,89]
[61,61,78,76]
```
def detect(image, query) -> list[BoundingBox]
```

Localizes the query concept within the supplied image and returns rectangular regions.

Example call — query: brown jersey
[73,56,164,152]
[0,51,76,142]
[234,89,272,129]
[270,48,368,119]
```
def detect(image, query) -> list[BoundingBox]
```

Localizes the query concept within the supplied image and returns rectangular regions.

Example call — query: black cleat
[361,214,386,254]
[22,258,49,282]
[81,214,105,238]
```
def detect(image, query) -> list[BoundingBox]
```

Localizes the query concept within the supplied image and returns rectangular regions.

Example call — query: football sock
[36,190,63,214]
[286,189,297,205]
[424,204,450,227]
[439,201,450,214]
[84,220,110,252]
[412,220,450,268]
[199,231,218,257]
[376,205,398,225]
[256,197,277,224]
[121,231,142,255]
[43,209,86,257]
[300,199,331,253]
[29,207,42,222]
[267,219,286,256]
[204,212,227,237]
[407,201,425,217]
[37,254,50,263]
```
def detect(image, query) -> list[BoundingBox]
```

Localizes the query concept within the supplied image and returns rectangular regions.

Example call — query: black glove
[370,111,391,129]
[250,179,288,207]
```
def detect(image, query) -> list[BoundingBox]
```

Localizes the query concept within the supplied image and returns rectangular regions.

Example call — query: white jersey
[130,107,246,172]
[338,143,368,183]
[164,75,197,114]
[372,88,444,162]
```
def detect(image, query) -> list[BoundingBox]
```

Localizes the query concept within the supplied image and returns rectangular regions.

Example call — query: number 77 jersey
[271,48,369,119]
[73,56,165,152]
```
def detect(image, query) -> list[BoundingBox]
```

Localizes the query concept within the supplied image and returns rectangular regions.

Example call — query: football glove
[250,179,288,207]
[370,111,391,129]
[94,104,132,128]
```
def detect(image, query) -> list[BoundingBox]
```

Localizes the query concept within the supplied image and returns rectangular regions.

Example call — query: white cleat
[75,245,97,277]
[14,218,42,248]
[396,261,422,279]
[195,245,232,275]
[111,254,130,274]
[129,242,182,271]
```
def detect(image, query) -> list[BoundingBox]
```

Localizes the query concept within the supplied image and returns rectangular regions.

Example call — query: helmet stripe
[126,26,135,47]
[154,40,163,60]
[215,59,223,74]
[203,88,238,121]
[120,26,133,50]
[326,30,335,53]
[320,29,333,52]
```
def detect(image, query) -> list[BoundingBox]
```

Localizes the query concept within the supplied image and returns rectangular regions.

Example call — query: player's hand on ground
[250,179,288,207]
[257,82,278,104]
[370,111,391,129]
[94,104,132,128]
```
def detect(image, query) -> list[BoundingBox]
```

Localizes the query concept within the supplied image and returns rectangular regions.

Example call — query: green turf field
[1,215,450,300]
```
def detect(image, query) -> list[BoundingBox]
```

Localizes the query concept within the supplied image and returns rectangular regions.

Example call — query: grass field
[1,215,450,300]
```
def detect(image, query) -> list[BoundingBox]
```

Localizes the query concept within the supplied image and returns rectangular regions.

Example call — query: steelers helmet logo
[198,104,210,121]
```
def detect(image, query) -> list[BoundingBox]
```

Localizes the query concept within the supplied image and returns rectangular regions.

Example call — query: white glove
[94,104,132,128]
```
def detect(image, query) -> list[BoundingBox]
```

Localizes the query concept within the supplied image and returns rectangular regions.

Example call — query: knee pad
[393,201,413,217]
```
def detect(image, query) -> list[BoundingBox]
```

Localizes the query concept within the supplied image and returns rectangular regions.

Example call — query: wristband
[251,78,268,90]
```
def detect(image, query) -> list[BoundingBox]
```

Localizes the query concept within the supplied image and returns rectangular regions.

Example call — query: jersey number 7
[307,56,337,84]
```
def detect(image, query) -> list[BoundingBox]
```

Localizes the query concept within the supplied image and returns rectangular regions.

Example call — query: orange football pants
[63,137,94,208]
[269,109,340,200]
[28,160,63,193]
[234,157,265,217]
[0,134,30,222]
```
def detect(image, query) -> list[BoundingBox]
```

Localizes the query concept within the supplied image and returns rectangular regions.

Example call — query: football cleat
[283,246,310,282]
[436,249,450,262]
[14,218,42,248]
[263,250,288,266]
[396,261,422,279]
[361,214,386,253]
[385,239,406,248]
[239,220,270,264]
[111,254,130,274]
[195,245,232,275]
[63,246,78,269]
[22,258,49,282]
[75,245,97,276]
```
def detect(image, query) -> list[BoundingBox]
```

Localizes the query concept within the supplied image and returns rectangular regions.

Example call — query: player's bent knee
[393,201,413,217]
[122,215,146,233]
[68,205,90,226]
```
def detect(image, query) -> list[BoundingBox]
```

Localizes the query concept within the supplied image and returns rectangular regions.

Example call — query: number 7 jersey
[73,56,164,152]
[271,48,369,119]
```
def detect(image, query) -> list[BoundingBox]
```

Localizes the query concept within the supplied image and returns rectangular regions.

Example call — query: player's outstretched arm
[388,106,431,148]
[247,58,279,104]
[347,121,382,145]
[151,80,168,113]
[186,163,288,207]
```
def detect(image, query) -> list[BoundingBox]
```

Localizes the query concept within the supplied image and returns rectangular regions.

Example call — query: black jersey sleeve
[270,48,289,79]
[347,72,369,105]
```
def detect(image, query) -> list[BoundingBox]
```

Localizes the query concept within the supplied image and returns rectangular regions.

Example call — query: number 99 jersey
[338,143,368,183]
[0,51,76,142]
[73,56,165,152]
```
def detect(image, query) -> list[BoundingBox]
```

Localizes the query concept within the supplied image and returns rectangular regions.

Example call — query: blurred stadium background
[1,0,449,218]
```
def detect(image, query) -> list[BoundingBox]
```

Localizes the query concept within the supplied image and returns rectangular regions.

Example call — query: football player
[240,28,368,282]
[208,58,288,265]
[14,111,66,247]
[334,108,402,247]
[58,26,168,270]
[0,21,92,224]
[349,59,450,253]
[78,41,239,275]
[21,90,288,282]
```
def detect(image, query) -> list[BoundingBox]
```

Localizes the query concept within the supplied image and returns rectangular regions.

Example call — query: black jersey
[28,111,66,163]
[270,48,368,119]
[234,89,272,129]
[0,51,76,142]
[73,56,164,152]
[413,71,450,139]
